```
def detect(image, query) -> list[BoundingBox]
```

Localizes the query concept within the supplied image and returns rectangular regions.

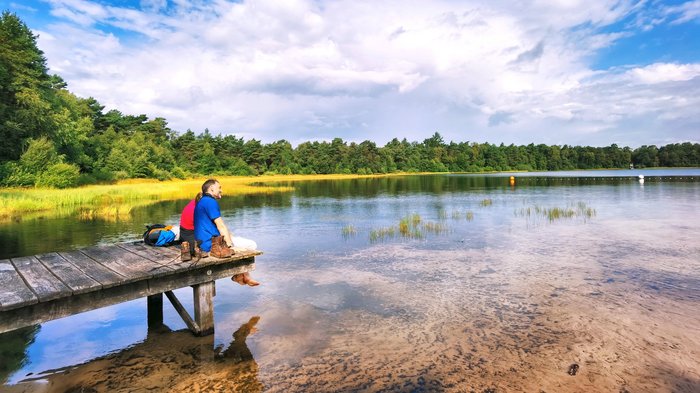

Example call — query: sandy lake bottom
[4,215,698,393]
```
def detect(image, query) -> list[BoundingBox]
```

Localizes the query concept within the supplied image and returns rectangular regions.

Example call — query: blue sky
[3,0,699,147]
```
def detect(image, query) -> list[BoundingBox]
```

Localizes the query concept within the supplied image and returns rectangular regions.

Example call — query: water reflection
[0,192,293,259]
[0,326,39,384]
[218,316,260,363]
[268,175,518,198]
[268,171,700,199]
[9,316,263,392]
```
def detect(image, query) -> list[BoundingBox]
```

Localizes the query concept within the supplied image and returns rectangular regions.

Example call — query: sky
[3,0,700,147]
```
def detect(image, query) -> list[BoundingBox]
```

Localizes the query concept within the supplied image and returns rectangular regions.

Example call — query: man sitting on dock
[194,179,260,287]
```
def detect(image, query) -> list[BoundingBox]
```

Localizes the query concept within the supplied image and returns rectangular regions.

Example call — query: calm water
[1,169,699,392]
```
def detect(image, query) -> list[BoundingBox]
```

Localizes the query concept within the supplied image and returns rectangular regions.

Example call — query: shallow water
[1,170,699,392]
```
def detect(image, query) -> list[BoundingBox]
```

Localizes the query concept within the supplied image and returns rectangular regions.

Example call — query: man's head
[201,178,222,199]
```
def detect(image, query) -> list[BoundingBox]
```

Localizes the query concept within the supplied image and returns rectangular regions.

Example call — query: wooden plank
[155,243,181,257]
[1,279,149,333]
[116,242,180,266]
[147,258,255,296]
[128,241,180,258]
[0,260,255,334]
[168,249,262,272]
[165,290,200,334]
[58,250,127,289]
[0,260,38,311]
[10,256,70,302]
[79,246,149,282]
[193,282,215,336]
[35,253,101,295]
[81,245,173,280]
[104,245,175,277]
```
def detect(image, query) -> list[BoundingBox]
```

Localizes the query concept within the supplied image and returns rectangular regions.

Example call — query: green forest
[1,12,699,188]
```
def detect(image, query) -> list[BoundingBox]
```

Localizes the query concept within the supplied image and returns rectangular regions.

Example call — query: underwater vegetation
[515,202,596,223]
[480,198,493,206]
[344,198,597,243]
[341,225,357,238]
[358,213,455,243]
[369,214,451,243]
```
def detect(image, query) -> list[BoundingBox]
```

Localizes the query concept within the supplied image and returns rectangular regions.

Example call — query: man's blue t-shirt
[194,195,221,252]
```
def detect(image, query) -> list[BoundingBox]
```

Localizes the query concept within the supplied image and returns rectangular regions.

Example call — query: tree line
[1,12,699,188]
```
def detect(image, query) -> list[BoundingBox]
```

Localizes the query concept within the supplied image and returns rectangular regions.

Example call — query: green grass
[399,214,421,234]
[0,173,389,223]
[369,213,451,243]
[370,226,397,242]
[515,202,596,222]
[421,221,449,234]
[341,224,357,238]
[442,210,474,221]
[399,213,423,238]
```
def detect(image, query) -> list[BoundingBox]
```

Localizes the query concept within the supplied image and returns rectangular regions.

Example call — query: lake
[1,169,699,392]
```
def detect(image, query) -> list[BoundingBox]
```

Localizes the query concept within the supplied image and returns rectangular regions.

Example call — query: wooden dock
[0,242,260,336]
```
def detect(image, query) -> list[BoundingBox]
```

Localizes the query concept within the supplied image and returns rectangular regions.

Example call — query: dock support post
[147,293,163,328]
[193,281,215,336]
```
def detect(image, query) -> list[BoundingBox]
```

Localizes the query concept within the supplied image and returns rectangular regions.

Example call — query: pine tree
[0,11,53,161]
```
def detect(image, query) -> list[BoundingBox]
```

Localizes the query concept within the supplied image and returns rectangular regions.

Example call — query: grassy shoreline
[2,168,696,223]
[0,174,396,223]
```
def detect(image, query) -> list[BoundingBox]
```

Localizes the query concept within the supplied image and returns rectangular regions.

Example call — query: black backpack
[143,224,175,246]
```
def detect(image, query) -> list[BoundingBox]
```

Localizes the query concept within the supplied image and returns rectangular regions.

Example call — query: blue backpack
[143,224,176,246]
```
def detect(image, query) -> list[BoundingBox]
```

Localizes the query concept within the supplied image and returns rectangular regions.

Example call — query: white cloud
[665,0,700,24]
[48,0,109,26]
[31,0,700,146]
[628,63,700,84]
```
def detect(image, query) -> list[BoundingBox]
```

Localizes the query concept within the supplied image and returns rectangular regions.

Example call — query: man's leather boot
[181,241,192,262]
[210,236,233,258]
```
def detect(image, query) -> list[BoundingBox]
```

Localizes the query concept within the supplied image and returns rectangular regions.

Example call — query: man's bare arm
[213,217,233,247]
